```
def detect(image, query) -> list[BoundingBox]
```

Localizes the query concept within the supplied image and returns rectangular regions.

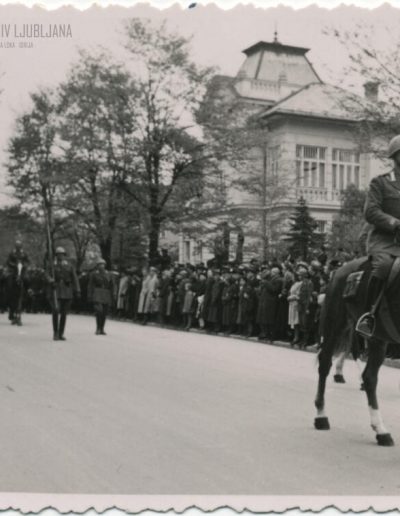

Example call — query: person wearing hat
[88,258,114,335]
[356,135,400,338]
[47,247,81,341]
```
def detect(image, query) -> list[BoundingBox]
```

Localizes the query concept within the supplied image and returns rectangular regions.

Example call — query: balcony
[296,188,341,204]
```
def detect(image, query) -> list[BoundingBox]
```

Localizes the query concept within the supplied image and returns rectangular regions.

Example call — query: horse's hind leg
[362,339,394,446]
[314,347,332,430]
[334,351,346,383]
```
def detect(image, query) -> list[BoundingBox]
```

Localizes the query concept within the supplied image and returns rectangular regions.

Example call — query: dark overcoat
[88,270,113,306]
[256,276,283,326]
[237,283,256,325]
[202,277,214,321]
[221,280,239,327]
[207,278,223,324]
[46,260,80,301]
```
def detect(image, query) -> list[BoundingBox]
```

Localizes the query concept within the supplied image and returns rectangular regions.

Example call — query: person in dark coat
[221,274,238,335]
[46,247,81,341]
[202,269,214,331]
[88,258,114,335]
[207,269,223,333]
[237,276,256,337]
[256,267,283,343]
[6,239,30,325]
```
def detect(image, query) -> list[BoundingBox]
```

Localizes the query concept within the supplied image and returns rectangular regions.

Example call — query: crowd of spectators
[0,246,351,349]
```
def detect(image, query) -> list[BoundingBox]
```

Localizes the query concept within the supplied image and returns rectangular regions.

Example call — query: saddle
[343,256,400,343]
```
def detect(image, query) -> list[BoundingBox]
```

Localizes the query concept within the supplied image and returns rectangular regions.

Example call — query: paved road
[1,313,400,495]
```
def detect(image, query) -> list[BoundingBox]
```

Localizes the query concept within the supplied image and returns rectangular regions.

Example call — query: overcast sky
[0,3,399,204]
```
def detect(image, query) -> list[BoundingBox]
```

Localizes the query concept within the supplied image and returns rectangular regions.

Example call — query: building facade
[174,36,386,264]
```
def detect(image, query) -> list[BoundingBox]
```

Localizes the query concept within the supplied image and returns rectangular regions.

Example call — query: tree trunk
[148,212,161,265]
[236,228,244,264]
[100,238,112,270]
[222,222,230,264]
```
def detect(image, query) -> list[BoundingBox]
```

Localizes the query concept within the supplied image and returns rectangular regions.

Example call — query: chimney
[364,81,380,102]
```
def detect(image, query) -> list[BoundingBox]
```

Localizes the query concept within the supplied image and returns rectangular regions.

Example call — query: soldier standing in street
[87,258,114,335]
[47,247,81,341]
[6,239,30,325]
[356,135,400,338]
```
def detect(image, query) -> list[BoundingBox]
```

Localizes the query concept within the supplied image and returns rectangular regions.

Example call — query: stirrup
[355,312,376,339]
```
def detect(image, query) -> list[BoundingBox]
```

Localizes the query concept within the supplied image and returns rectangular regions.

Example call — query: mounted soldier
[356,135,400,339]
[6,239,30,325]
[47,247,80,341]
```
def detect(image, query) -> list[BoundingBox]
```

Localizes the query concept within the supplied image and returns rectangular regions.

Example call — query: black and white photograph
[1,0,400,511]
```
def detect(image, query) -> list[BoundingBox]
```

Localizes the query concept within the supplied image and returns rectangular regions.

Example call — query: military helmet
[388,135,400,159]
[55,246,66,255]
[96,258,106,266]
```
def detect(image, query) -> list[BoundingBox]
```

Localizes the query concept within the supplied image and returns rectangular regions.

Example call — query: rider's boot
[356,276,384,338]
[52,313,59,341]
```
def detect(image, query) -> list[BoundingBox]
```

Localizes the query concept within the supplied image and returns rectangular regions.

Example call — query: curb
[108,317,400,370]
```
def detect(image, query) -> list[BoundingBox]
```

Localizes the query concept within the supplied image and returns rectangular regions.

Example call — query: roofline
[304,54,323,84]
[243,41,310,56]
[261,111,362,124]
[257,82,317,119]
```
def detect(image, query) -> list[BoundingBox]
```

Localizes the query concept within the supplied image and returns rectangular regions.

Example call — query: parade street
[1,315,400,495]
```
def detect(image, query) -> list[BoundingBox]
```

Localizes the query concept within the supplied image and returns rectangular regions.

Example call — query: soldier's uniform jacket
[6,249,29,276]
[365,171,400,257]
[87,270,113,306]
[46,260,80,300]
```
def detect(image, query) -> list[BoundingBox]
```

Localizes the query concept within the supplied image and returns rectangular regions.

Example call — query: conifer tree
[285,197,323,260]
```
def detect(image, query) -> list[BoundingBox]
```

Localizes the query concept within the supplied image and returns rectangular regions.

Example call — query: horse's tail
[320,260,362,359]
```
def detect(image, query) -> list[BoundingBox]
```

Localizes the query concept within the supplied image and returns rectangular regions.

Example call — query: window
[332,164,337,189]
[339,165,344,190]
[316,220,327,233]
[296,145,327,189]
[354,166,360,188]
[184,241,191,263]
[319,163,325,188]
[332,148,361,190]
[267,145,280,177]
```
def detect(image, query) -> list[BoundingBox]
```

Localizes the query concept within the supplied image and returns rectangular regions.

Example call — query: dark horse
[315,256,400,446]
[6,261,27,326]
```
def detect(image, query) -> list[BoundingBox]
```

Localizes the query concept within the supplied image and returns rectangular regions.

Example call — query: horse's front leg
[314,348,332,430]
[362,339,394,446]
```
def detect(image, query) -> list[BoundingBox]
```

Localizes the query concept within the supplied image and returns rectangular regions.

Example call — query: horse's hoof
[314,417,330,430]
[334,374,345,384]
[376,433,395,446]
